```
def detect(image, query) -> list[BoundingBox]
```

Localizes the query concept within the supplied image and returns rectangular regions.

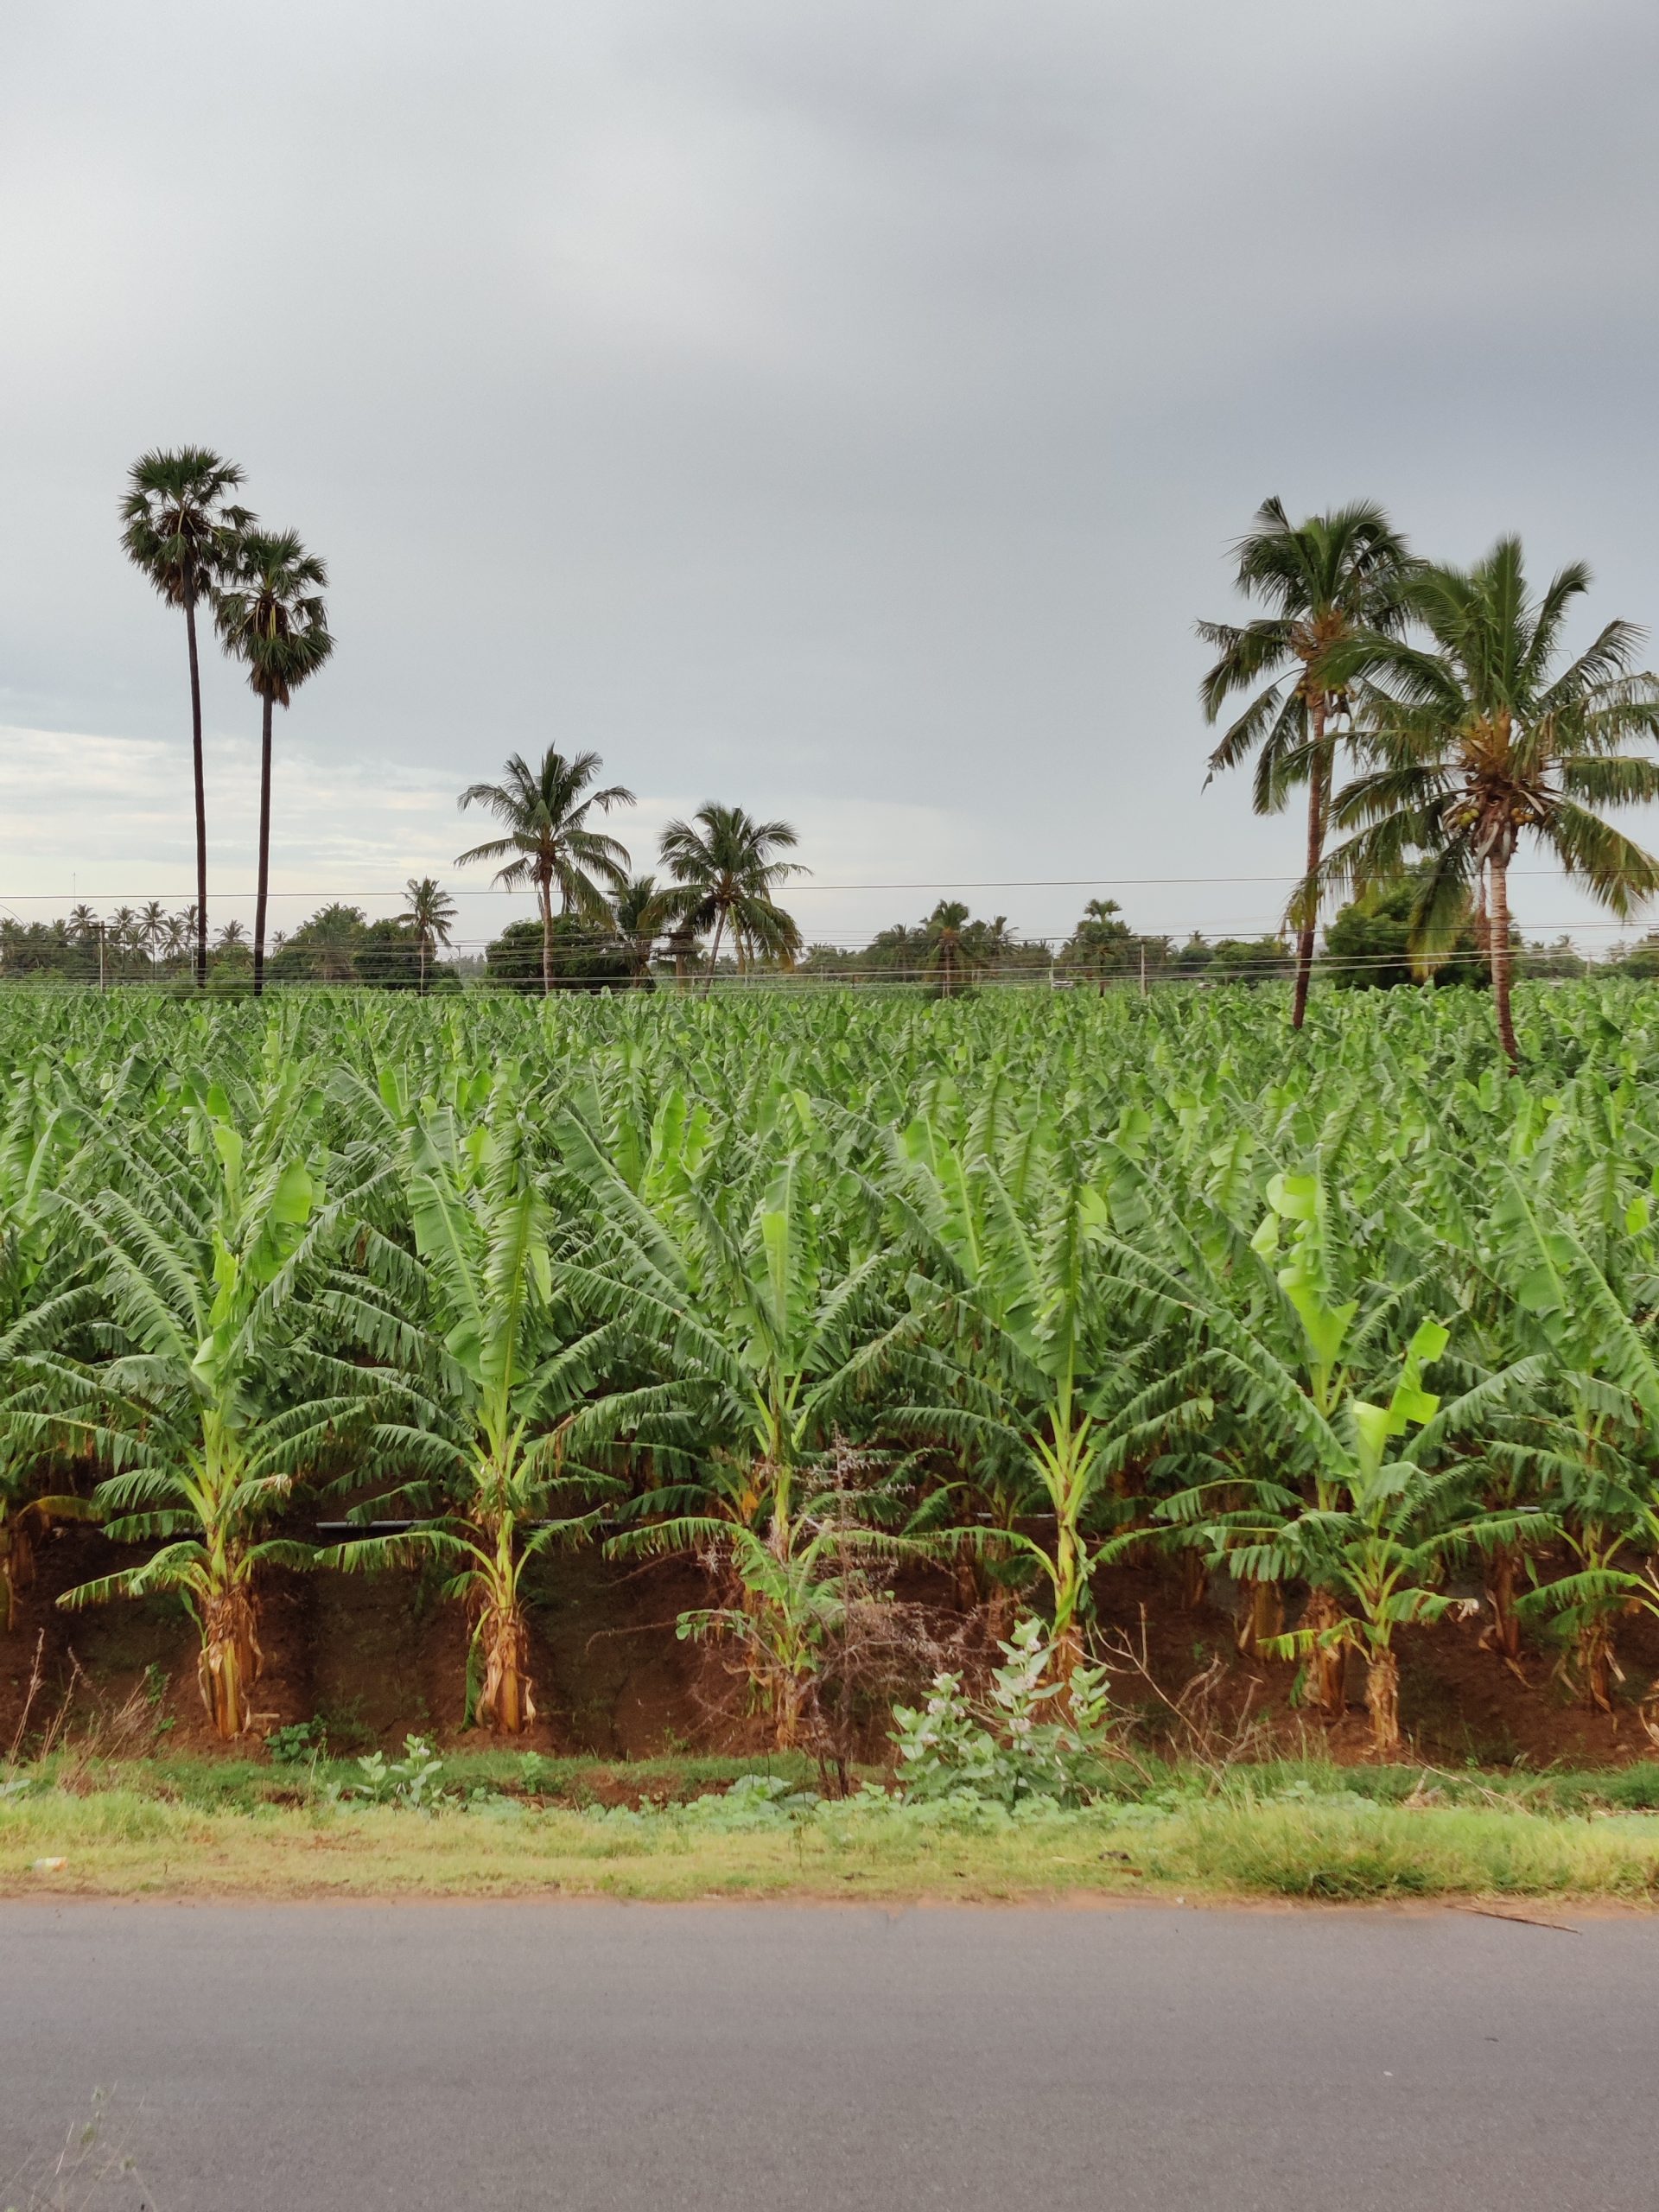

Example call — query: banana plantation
[3,981,1659,1770]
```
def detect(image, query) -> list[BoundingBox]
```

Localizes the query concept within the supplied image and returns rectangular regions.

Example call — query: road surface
[3,1902,1653,2209]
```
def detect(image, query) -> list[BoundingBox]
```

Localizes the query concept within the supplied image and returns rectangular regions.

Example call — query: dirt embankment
[5,1522,1659,1767]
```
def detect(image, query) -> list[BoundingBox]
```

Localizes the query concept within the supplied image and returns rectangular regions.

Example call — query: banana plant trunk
[1304,1586,1348,1719]
[1365,1643,1402,1756]
[1579,1613,1619,1719]
[1236,1579,1283,1659]
[1482,1544,1524,1671]
[773,1668,808,1751]
[476,1525,536,1732]
[477,1597,535,1732]
[1180,1546,1208,1611]
[0,1512,35,1631]
[198,1576,263,1739]
[1050,1516,1087,1694]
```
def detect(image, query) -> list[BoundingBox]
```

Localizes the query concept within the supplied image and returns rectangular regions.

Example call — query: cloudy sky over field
[3,0,1657,954]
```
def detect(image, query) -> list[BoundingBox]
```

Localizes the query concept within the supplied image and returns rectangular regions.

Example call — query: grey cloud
[3,0,1658,949]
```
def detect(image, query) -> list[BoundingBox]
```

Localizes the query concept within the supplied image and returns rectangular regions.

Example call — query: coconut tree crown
[1199,498,1411,1028]
[658,804,806,981]
[456,749,634,918]
[1315,537,1659,1064]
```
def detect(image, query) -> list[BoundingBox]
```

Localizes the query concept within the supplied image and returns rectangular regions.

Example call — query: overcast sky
[3,0,1658,955]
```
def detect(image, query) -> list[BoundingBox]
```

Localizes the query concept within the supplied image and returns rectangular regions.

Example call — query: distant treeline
[0,885,1637,992]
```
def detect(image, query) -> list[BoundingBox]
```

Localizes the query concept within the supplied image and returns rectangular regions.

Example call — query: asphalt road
[3,1902,1654,2211]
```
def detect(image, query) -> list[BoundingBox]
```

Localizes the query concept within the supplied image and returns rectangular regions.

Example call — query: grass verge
[4,1780,1659,1904]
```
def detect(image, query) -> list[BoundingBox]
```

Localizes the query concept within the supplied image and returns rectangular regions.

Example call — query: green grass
[5,1757,1659,1904]
[40,1748,820,1815]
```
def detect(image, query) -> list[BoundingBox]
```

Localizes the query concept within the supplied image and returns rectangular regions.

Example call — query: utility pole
[1139,942,1147,998]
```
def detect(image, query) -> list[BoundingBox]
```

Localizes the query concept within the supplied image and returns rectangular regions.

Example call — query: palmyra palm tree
[398,877,458,995]
[120,449,251,988]
[456,750,634,997]
[213,531,334,998]
[216,918,248,949]
[658,804,805,990]
[1315,538,1659,1068]
[1199,499,1411,1029]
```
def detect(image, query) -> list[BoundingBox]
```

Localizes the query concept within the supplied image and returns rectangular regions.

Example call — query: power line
[0,867,1610,899]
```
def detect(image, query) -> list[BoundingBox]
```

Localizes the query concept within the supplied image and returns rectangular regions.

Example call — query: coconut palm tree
[658,805,805,990]
[137,900,169,977]
[398,877,457,995]
[108,908,139,980]
[613,874,670,986]
[1199,499,1411,1029]
[456,750,634,997]
[120,449,252,988]
[1316,540,1659,1068]
[213,531,334,998]
[923,901,980,998]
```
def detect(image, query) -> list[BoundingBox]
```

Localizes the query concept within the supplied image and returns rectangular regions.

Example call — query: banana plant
[674,1470,934,1754]
[51,1066,346,1737]
[0,1071,97,1627]
[557,1084,925,1539]
[1484,1171,1659,1717]
[883,1109,1210,1677]
[556,1084,944,1738]
[320,1065,628,1732]
[1125,1158,1446,1719]
[1224,1321,1526,1754]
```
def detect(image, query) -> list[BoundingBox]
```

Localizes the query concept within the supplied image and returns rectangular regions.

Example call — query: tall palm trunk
[704,906,727,995]
[252,692,274,998]
[1290,692,1327,1030]
[186,593,209,988]
[539,875,555,997]
[1487,855,1520,1070]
